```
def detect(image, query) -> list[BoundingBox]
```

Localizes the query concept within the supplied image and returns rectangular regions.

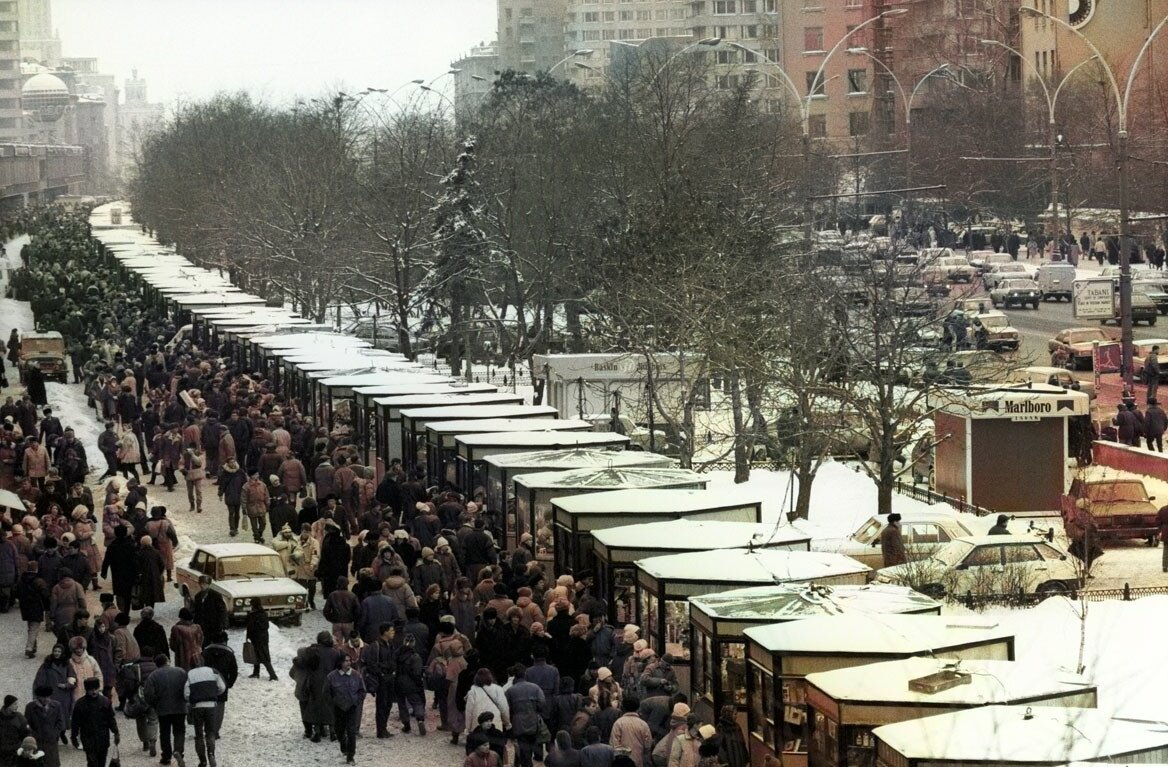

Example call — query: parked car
[584,413,666,452]
[923,254,976,284]
[1132,338,1168,382]
[343,317,402,351]
[1048,327,1114,370]
[874,535,1082,599]
[989,279,1041,309]
[1005,366,1096,399]
[1036,263,1076,302]
[816,511,975,569]
[175,543,308,625]
[1101,287,1158,326]
[967,250,1013,273]
[19,331,68,383]
[969,311,1020,351]
[1132,282,1168,316]
[982,262,1033,290]
[1061,475,1160,547]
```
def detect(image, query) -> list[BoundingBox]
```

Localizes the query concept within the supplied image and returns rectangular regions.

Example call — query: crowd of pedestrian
[0,206,751,767]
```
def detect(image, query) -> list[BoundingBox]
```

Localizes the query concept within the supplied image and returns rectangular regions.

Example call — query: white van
[1036,263,1076,302]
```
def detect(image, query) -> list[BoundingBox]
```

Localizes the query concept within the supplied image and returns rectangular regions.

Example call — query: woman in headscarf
[32,644,73,729]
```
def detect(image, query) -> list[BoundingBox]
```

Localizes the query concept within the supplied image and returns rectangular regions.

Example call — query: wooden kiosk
[687,584,940,725]
[805,658,1096,767]
[743,614,1015,767]
[593,519,810,625]
[512,469,707,565]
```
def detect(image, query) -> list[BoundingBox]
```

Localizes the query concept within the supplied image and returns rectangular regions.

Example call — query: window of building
[584,11,600,22]
[741,24,758,38]
[691,1,707,14]
[762,23,777,37]
[763,47,779,62]
[849,111,870,135]
[693,25,707,38]
[504,7,513,19]
[656,9,668,19]
[763,0,777,10]
[713,0,736,13]
[847,68,867,93]
[714,25,730,38]
[636,9,651,20]
[656,27,668,36]
[716,50,736,64]
[620,27,635,38]
[742,48,758,62]
[565,30,578,41]
[809,114,827,137]
[672,7,687,19]
[803,0,823,9]
[636,28,652,37]
[520,6,532,15]
[582,30,601,40]
[603,29,617,39]
[806,70,824,95]
[717,74,740,89]
[604,10,615,20]
[742,0,757,11]
[620,10,633,20]
[804,26,824,51]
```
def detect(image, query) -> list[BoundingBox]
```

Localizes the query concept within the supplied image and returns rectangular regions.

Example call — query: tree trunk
[729,368,750,484]
[448,301,463,377]
[461,303,474,382]
[794,455,816,519]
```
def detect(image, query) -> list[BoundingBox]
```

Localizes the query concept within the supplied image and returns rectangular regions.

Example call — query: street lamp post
[547,49,595,75]
[731,8,905,246]
[1019,6,1168,388]
[980,39,1099,239]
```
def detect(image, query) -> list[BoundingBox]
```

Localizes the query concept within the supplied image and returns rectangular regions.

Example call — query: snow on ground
[703,460,988,538]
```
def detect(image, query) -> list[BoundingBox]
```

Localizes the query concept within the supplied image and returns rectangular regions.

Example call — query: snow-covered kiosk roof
[637,548,870,601]
[598,520,807,567]
[872,705,1168,766]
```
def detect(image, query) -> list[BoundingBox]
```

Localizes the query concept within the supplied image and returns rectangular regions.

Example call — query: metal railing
[895,479,996,517]
[953,582,1168,610]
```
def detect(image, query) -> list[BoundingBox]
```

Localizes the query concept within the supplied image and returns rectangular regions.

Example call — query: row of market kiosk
[88,204,1163,767]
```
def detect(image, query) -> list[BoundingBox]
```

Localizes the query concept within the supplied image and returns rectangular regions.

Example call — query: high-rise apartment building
[451,42,498,116]
[0,0,21,140]
[562,0,691,87]
[17,0,60,65]
[498,0,571,74]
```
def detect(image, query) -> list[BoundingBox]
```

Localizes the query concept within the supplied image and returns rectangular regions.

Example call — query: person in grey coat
[325,655,366,764]
[505,665,547,767]
[142,654,187,767]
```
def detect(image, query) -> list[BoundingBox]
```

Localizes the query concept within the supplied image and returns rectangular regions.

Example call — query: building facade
[17,0,59,66]
[497,0,570,74]
[0,0,21,141]
[451,42,498,116]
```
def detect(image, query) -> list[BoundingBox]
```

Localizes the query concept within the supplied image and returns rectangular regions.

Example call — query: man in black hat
[71,678,118,767]
[988,514,1011,535]
[880,513,907,566]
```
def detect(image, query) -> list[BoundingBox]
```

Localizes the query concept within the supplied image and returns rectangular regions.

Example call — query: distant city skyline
[51,0,497,108]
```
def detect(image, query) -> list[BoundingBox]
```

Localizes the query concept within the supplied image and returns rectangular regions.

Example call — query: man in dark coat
[99,525,136,615]
[315,527,350,602]
[70,678,118,767]
[135,535,166,610]
[142,654,187,767]
[192,576,228,647]
[133,607,169,661]
[461,517,496,576]
[300,632,345,741]
[880,513,907,566]
[24,687,63,767]
[16,562,49,658]
[360,623,398,738]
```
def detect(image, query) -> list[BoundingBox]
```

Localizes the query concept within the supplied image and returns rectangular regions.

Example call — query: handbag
[124,693,149,720]
[109,743,121,767]
[242,640,256,665]
[535,717,552,745]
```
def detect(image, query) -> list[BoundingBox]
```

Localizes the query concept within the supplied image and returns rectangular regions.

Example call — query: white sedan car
[874,535,1082,600]
[175,543,308,625]
[990,279,1041,309]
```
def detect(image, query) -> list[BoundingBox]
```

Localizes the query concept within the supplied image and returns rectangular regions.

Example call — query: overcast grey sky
[52,0,497,107]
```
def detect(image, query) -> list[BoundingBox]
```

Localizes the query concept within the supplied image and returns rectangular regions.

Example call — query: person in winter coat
[134,536,165,610]
[0,694,29,767]
[395,633,426,735]
[115,430,140,481]
[180,445,206,514]
[506,665,548,767]
[184,660,226,767]
[30,644,72,728]
[315,526,350,603]
[69,678,118,767]
[277,455,307,503]
[411,547,444,597]
[244,598,278,681]
[47,574,83,635]
[299,631,345,741]
[880,513,907,567]
[294,525,321,609]
[271,525,302,578]
[24,688,63,767]
[110,612,140,667]
[16,563,49,658]
[132,607,168,662]
[87,622,116,698]
[65,637,101,706]
[143,507,178,582]
[610,696,653,767]
[142,654,188,767]
[359,623,398,738]
[0,533,18,612]
[466,712,509,763]
[546,729,581,767]
[464,668,511,740]
[356,585,402,644]
[99,525,136,615]
[323,576,360,645]
[668,720,703,767]
[382,567,418,615]
[431,617,471,734]
[217,459,247,537]
[1146,399,1168,452]
[192,577,228,648]
[716,704,747,767]
[325,655,365,764]
[168,608,204,670]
